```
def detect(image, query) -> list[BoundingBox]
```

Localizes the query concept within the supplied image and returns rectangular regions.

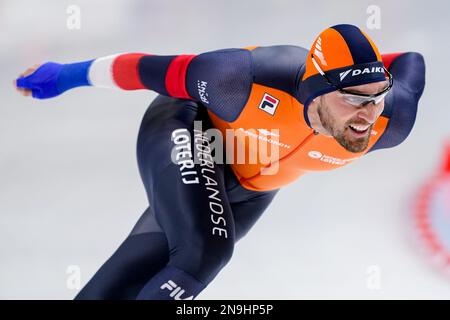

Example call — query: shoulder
[249,45,309,95]
[368,52,426,153]
[186,45,309,122]
[249,45,309,63]
[383,52,425,94]
[186,48,254,122]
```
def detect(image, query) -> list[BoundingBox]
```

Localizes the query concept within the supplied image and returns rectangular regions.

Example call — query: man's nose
[357,102,379,123]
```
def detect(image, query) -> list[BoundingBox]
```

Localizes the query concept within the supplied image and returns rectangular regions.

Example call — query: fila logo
[339,66,384,81]
[258,93,279,116]
[160,280,194,300]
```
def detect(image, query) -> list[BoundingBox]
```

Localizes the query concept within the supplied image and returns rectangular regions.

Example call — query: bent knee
[171,239,235,284]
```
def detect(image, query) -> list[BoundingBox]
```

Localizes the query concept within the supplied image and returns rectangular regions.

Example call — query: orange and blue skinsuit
[16,25,426,300]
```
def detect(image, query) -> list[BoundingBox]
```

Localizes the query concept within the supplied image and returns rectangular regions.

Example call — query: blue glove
[16,60,93,99]
[16,62,64,99]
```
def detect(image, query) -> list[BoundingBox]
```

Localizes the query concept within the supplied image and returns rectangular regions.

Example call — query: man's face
[317,81,388,153]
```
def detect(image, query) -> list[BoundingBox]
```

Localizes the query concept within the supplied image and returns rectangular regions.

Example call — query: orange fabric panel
[303,28,354,80]
[207,83,389,191]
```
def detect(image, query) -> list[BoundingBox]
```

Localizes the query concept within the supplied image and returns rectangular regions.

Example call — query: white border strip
[87,54,121,89]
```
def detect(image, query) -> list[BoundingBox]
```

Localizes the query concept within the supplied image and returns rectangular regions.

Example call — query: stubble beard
[317,100,371,154]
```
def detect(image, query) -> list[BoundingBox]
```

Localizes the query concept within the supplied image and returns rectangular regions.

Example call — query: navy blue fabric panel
[368,52,425,152]
[331,24,378,64]
[185,48,253,122]
[250,45,308,95]
[135,95,278,286]
[138,55,177,95]
[75,232,169,300]
[387,52,426,94]
[298,61,386,106]
[77,96,278,299]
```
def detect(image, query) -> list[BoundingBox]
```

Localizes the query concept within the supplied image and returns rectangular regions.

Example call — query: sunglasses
[311,54,394,107]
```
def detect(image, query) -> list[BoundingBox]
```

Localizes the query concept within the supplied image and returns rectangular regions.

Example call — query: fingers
[20,64,40,78]
[15,64,41,97]
[14,79,31,96]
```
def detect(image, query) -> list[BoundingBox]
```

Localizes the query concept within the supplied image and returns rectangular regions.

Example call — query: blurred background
[1,0,449,299]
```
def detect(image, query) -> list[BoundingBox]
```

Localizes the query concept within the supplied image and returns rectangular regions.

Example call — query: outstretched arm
[15,48,254,121]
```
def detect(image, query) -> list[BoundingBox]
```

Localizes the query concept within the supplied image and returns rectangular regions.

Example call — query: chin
[345,144,369,153]
[345,138,370,153]
[335,132,370,153]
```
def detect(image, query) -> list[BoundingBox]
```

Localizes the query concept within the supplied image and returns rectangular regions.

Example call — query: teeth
[350,124,369,132]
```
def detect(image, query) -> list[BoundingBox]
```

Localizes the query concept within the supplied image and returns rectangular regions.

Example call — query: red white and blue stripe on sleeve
[45,48,252,121]
[87,53,196,99]
[84,48,254,121]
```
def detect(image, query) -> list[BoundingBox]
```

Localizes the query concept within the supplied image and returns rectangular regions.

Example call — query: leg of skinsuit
[75,190,278,299]
[135,95,237,300]
[74,206,169,300]
[231,192,279,242]
[223,162,280,243]
[74,192,278,299]
[75,95,278,300]
[74,190,278,300]
[74,95,180,300]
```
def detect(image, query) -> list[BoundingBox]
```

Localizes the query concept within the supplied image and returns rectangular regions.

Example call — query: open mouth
[348,124,370,136]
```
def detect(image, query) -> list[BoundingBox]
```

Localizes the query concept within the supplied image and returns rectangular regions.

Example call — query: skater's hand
[15,62,64,99]
[14,64,41,97]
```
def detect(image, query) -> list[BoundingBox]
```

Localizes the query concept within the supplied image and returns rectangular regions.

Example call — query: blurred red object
[414,140,450,271]
[442,141,450,174]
